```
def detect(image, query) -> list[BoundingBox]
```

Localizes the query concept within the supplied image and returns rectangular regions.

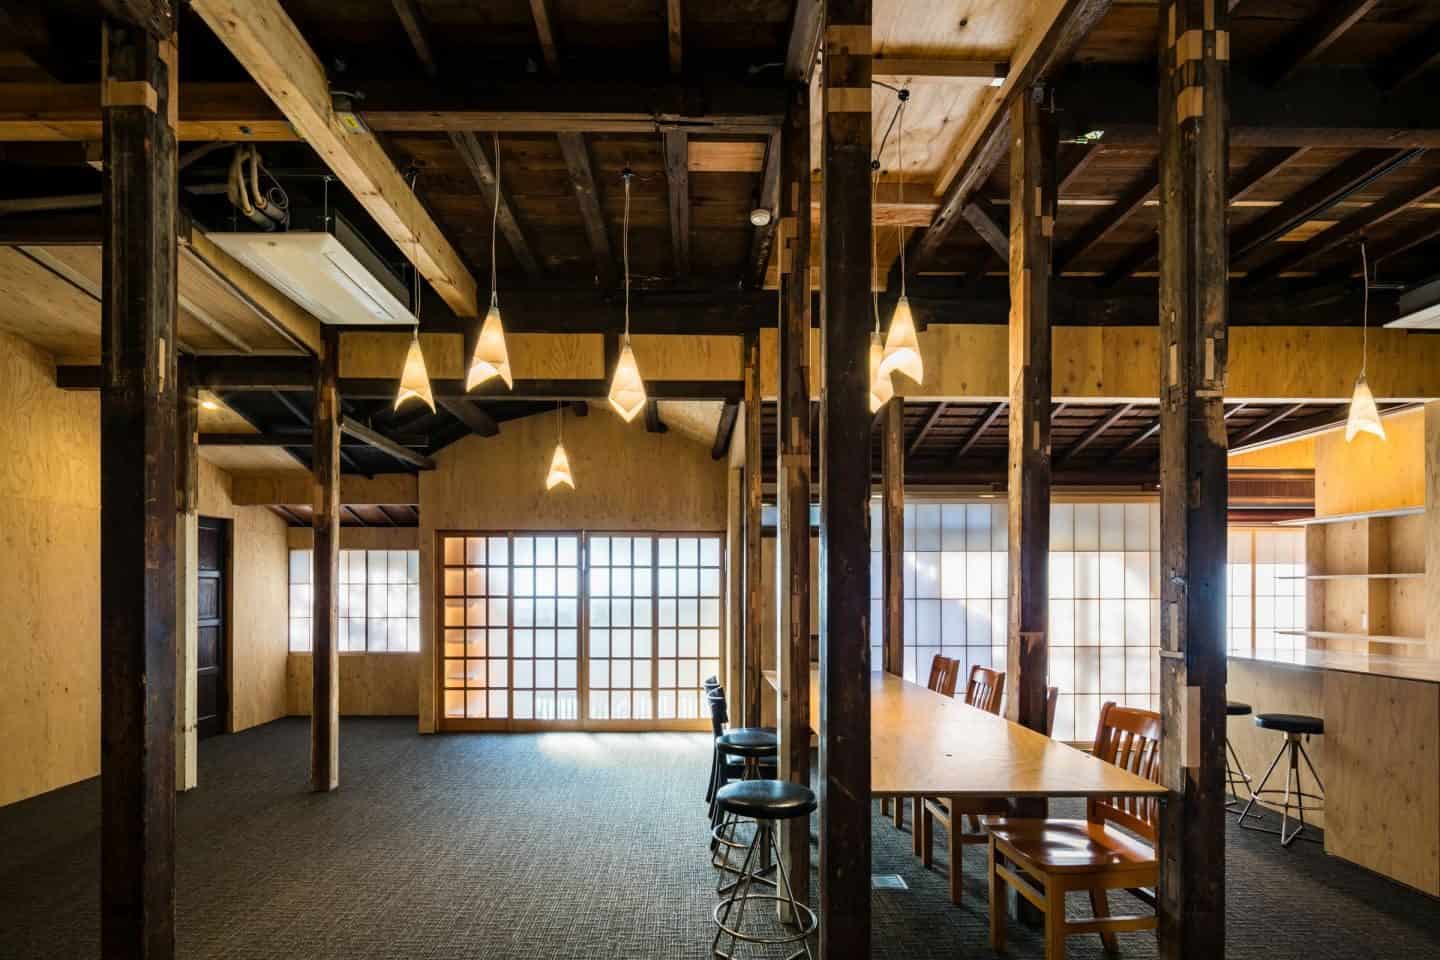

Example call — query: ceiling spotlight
[749,208,773,227]
[200,398,219,411]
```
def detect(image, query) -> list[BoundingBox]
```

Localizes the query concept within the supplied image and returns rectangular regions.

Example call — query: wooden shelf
[1278,573,1424,581]
[1276,630,1429,647]
[1277,507,1424,527]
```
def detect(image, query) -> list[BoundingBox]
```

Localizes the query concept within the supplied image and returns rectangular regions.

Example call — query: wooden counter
[1228,653,1440,897]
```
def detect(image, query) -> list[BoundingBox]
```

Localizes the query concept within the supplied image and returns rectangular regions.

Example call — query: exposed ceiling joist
[1057,403,1133,465]
[914,0,1113,268]
[1265,0,1380,87]
[191,0,480,319]
[951,402,1005,464]
[556,132,615,288]
[1234,403,1307,446]
[645,400,668,434]
[527,0,560,70]
[1056,160,1157,274]
[437,397,500,438]
[871,58,1007,83]
[340,416,436,470]
[960,196,1008,263]
[449,130,543,282]
[712,400,739,460]
[746,130,783,287]
[666,0,683,76]
[390,0,439,78]
[663,131,691,277]
[1230,402,1418,453]
[1376,20,1440,90]
[907,402,947,457]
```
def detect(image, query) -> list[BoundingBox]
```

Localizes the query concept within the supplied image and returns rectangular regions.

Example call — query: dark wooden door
[197,517,228,739]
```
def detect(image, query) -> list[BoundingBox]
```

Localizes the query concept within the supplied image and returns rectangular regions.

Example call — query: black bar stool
[1225,701,1255,810]
[711,780,817,960]
[711,726,780,892]
[1238,712,1325,846]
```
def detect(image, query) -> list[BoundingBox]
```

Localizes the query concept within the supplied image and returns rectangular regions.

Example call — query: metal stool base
[1224,736,1253,811]
[711,816,776,894]
[1237,732,1324,846]
[712,818,815,960]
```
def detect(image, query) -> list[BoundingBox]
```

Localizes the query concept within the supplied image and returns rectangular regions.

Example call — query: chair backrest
[936,658,962,698]
[1088,701,1163,842]
[964,665,1004,714]
[1045,686,1059,737]
[926,654,951,693]
[707,685,729,738]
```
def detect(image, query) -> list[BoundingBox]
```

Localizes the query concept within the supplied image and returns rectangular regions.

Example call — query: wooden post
[311,327,341,791]
[175,360,199,792]
[742,331,764,727]
[819,1,872,955]
[1005,87,1055,753]
[881,397,905,829]
[1156,2,1229,956]
[726,461,745,706]
[776,77,813,914]
[100,10,178,957]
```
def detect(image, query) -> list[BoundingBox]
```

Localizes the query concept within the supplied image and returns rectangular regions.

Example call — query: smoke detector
[749,208,773,227]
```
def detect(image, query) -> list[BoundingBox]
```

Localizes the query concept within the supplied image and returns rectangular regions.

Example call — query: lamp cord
[622,170,633,340]
[1360,240,1369,379]
[896,93,906,300]
[490,133,500,309]
[408,170,422,343]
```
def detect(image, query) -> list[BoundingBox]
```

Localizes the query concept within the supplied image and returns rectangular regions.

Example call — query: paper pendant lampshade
[546,442,575,490]
[466,302,513,390]
[879,295,924,385]
[1344,373,1385,442]
[608,339,647,422]
[394,335,435,412]
[869,330,894,413]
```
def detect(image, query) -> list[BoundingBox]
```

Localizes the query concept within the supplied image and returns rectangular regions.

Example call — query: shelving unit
[1280,507,1427,656]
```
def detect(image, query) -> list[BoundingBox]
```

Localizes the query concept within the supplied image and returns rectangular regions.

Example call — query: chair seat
[986,818,1157,875]
[1226,700,1252,717]
[716,727,778,757]
[1254,713,1323,735]
[715,779,817,820]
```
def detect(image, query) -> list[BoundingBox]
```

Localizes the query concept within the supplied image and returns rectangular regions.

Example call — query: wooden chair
[918,666,1007,902]
[987,702,1163,960]
[885,655,956,833]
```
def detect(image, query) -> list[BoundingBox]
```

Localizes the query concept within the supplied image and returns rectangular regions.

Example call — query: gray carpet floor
[0,717,1435,959]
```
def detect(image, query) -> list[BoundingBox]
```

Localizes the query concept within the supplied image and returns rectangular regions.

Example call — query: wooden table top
[764,668,1167,800]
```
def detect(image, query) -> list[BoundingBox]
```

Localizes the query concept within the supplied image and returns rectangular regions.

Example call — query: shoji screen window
[511,535,581,721]
[1048,503,1160,742]
[657,535,723,720]
[588,535,655,721]
[288,548,420,653]
[1226,527,1306,657]
[441,535,509,721]
[1227,530,1254,655]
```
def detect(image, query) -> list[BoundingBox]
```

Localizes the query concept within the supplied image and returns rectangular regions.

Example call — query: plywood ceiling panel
[0,247,100,362]
[199,445,308,474]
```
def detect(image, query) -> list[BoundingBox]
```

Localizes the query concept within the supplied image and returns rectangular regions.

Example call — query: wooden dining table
[764,668,1168,801]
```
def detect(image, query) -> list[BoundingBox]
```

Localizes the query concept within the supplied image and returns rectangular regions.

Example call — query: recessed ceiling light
[749,208,773,227]
[200,398,219,411]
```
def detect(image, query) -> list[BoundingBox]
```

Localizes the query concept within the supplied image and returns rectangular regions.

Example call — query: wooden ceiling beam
[1107,417,1159,461]
[0,82,292,141]
[1056,402,1133,465]
[340,416,436,470]
[390,0,439,78]
[712,399,740,460]
[960,195,1008,263]
[1265,0,1381,88]
[645,400,669,434]
[191,0,480,318]
[1376,20,1440,91]
[663,130,691,277]
[1231,148,1420,262]
[906,402,947,457]
[449,130,543,282]
[1233,403,1308,446]
[557,133,615,288]
[913,0,1112,269]
[783,0,823,84]
[527,0,560,70]
[950,402,1005,464]
[1230,402,1417,453]
[1056,143,1101,195]
[871,58,1007,83]
[1245,166,1440,284]
[436,397,501,438]
[746,130,783,288]
[666,0,683,76]
[339,378,743,402]
[1056,159,1156,274]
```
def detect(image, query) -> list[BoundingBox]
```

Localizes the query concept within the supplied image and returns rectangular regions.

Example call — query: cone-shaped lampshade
[608,338,647,422]
[879,295,924,385]
[869,330,894,413]
[394,335,435,412]
[1345,373,1386,442]
[466,302,513,390]
[546,442,575,490]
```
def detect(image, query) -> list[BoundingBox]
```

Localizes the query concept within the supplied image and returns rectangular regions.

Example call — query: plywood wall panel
[1315,407,1425,517]
[1225,660,1327,829]
[286,654,420,716]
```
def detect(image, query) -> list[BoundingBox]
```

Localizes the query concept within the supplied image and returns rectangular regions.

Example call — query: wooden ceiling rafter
[1264,0,1381,88]
[1376,20,1440,91]
[663,130,691,277]
[712,399,740,460]
[436,397,500,438]
[1055,159,1157,275]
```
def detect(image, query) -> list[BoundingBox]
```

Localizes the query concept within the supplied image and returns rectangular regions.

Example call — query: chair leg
[919,804,934,868]
[880,798,891,817]
[988,837,1006,952]
[947,810,964,905]
[1045,881,1067,960]
[1089,889,1118,953]
[912,797,924,854]
[894,795,905,829]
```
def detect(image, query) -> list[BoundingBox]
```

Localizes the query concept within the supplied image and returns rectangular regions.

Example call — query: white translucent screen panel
[511,535,581,721]
[1254,529,1306,656]
[657,534,723,719]
[441,535,511,720]
[588,535,655,720]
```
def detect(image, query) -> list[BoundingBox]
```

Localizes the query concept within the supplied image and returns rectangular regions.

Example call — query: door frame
[197,515,233,737]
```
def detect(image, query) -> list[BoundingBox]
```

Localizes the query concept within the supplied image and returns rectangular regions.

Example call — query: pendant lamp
[394,331,435,412]
[879,90,924,385]
[869,329,894,412]
[546,403,575,490]
[1345,241,1385,442]
[608,168,647,421]
[467,133,513,391]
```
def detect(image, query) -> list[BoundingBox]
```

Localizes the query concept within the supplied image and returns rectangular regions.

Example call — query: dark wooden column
[1005,88,1056,756]
[881,400,904,678]
[818,2,872,955]
[1156,2,1229,956]
[311,327,341,791]
[880,398,904,830]
[776,77,813,913]
[742,331,764,726]
[100,10,178,957]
